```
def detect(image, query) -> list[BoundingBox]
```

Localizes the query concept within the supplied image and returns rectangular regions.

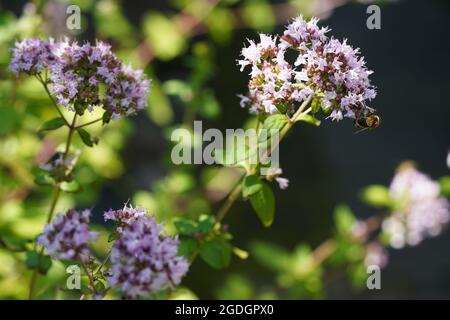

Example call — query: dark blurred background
[3,0,450,299]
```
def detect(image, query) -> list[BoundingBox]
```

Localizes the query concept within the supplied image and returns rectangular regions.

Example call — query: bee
[354,113,380,133]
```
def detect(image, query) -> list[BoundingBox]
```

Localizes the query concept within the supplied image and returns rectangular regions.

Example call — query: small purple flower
[107,216,189,298]
[38,209,98,263]
[9,38,55,76]
[104,203,146,233]
[104,65,150,118]
[382,165,450,248]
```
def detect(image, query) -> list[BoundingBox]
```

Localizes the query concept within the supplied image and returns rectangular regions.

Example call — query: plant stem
[94,250,112,275]
[36,75,70,127]
[28,112,78,299]
[75,117,102,129]
[215,183,243,222]
[312,215,383,267]
[81,261,98,296]
[189,97,313,265]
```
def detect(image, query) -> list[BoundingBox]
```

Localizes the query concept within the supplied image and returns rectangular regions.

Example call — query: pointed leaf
[200,238,232,269]
[77,128,94,147]
[250,182,275,227]
[242,175,263,198]
[39,117,66,132]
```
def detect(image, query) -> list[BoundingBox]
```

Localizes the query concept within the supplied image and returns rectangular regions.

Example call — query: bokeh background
[0,0,449,299]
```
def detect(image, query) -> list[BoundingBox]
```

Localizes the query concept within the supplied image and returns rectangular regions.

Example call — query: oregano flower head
[9,38,56,76]
[107,216,189,298]
[38,209,98,263]
[382,165,450,248]
[9,38,150,121]
[238,15,377,122]
[104,203,146,233]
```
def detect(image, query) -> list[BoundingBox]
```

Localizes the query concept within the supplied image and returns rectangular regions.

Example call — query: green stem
[28,112,78,300]
[94,250,112,275]
[75,117,102,129]
[215,183,243,222]
[36,75,70,127]
[81,262,98,296]
[189,97,313,264]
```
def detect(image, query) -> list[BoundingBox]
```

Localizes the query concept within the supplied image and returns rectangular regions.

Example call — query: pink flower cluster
[10,38,150,119]
[107,215,189,298]
[38,209,97,263]
[238,16,377,121]
[104,203,146,233]
[382,166,450,248]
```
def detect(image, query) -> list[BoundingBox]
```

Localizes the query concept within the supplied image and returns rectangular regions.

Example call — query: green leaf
[360,185,391,208]
[200,238,232,269]
[242,175,263,198]
[77,128,94,147]
[216,274,254,300]
[261,114,288,133]
[197,215,216,233]
[147,78,173,126]
[197,90,220,119]
[95,281,106,293]
[25,251,52,275]
[241,0,276,31]
[174,218,198,236]
[251,241,292,272]
[310,98,322,114]
[34,173,55,186]
[60,180,80,193]
[39,117,66,132]
[233,247,249,260]
[142,13,186,60]
[334,204,356,235]
[102,110,112,124]
[440,176,450,198]
[296,114,321,126]
[250,182,275,227]
[178,238,197,258]
[163,80,192,102]
[108,232,120,243]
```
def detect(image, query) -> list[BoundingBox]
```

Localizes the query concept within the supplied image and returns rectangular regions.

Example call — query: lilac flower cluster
[382,166,450,249]
[107,215,189,298]
[9,38,55,76]
[238,16,377,121]
[104,203,146,233]
[38,209,97,263]
[9,38,150,119]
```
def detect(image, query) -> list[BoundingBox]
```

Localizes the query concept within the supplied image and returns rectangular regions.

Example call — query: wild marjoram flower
[10,38,150,120]
[238,16,377,121]
[9,38,56,76]
[38,209,98,263]
[382,165,450,249]
[107,215,189,299]
[104,203,146,233]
